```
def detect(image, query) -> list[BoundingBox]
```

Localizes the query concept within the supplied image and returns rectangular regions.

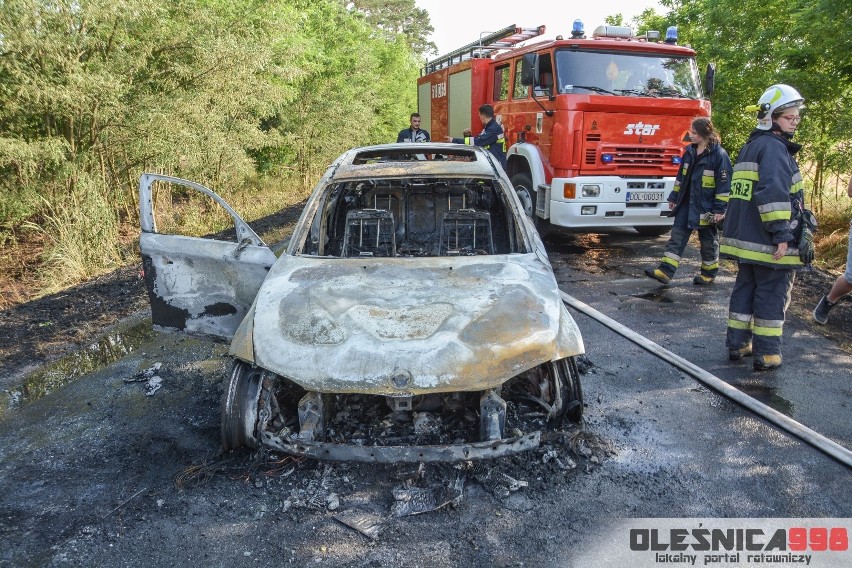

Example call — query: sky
[415,0,666,57]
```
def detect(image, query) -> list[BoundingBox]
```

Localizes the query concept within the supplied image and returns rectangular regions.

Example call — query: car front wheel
[221,360,263,451]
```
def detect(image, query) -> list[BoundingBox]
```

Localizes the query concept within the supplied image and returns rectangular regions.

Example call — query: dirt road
[1,229,850,568]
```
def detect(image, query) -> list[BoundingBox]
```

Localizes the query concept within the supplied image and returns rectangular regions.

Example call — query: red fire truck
[417,22,714,235]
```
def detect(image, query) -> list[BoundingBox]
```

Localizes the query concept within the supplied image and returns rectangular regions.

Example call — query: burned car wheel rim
[552,357,584,424]
[221,360,263,450]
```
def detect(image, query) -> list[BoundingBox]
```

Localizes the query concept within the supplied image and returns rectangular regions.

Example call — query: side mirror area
[704,63,716,97]
[521,53,538,87]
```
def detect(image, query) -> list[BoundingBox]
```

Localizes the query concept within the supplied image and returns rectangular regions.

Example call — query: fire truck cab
[417,22,714,235]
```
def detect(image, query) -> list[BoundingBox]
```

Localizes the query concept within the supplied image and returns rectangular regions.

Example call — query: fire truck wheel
[511,173,550,236]
[510,173,536,219]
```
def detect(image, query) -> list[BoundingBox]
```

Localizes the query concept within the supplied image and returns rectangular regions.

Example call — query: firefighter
[644,117,732,286]
[445,104,507,170]
[720,84,806,371]
[397,113,430,143]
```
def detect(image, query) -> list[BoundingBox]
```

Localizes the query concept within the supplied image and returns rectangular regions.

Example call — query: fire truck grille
[587,147,668,167]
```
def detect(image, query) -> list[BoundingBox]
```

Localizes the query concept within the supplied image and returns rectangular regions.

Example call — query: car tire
[511,172,550,236]
[221,360,263,451]
[551,356,584,424]
[634,226,671,237]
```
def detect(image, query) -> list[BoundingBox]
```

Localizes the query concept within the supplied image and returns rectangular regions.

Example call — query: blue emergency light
[601,153,614,164]
[665,26,678,44]
[672,155,682,165]
[571,19,585,38]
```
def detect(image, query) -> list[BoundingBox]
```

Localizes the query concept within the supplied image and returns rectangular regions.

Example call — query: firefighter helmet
[746,84,805,130]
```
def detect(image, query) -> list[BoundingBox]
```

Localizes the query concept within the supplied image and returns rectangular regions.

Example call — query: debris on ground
[333,509,384,540]
[575,355,594,374]
[565,430,617,466]
[291,464,337,511]
[326,493,340,511]
[391,472,465,517]
[469,463,528,498]
[125,362,162,383]
[144,376,162,396]
[124,362,164,395]
[541,447,576,471]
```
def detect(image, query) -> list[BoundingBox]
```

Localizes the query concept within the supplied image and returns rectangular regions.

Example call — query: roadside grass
[149,175,310,241]
[34,180,127,295]
[148,176,310,245]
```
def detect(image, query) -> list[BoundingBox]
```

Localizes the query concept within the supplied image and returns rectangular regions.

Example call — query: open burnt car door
[138,173,277,341]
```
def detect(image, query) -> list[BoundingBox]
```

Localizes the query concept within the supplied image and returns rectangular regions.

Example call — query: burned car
[139,143,584,462]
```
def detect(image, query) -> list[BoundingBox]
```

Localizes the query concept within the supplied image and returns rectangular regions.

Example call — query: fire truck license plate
[626,191,664,202]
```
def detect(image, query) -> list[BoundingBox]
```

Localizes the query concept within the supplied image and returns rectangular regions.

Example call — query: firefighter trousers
[726,262,795,356]
[656,224,719,279]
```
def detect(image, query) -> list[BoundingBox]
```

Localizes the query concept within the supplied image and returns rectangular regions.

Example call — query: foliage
[272,0,420,186]
[813,196,852,273]
[629,8,668,38]
[0,0,425,292]
[637,1,852,215]
[343,0,437,57]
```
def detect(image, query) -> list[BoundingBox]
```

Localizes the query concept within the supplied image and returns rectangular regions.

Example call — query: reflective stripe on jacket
[667,142,732,228]
[720,129,804,268]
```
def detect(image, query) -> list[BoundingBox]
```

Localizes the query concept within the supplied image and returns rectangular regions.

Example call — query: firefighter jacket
[453,118,507,170]
[667,142,732,229]
[397,127,430,143]
[720,129,805,269]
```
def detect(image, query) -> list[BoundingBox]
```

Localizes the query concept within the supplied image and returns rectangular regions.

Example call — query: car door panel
[138,174,276,340]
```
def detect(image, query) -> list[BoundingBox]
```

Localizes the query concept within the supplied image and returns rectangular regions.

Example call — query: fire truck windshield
[555,50,701,99]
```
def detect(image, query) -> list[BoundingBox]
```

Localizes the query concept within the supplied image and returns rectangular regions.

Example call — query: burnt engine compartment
[221,358,583,462]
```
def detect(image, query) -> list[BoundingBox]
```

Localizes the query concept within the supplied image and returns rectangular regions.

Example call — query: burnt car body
[139,143,584,462]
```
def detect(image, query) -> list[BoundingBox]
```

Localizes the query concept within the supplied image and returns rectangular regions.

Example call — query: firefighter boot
[693,274,714,285]
[753,354,782,371]
[644,267,671,285]
[728,343,753,361]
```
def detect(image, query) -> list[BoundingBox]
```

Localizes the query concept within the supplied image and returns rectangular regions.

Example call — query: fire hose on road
[561,291,852,469]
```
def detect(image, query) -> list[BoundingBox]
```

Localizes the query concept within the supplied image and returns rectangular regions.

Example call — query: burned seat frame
[342,209,396,257]
[439,209,494,256]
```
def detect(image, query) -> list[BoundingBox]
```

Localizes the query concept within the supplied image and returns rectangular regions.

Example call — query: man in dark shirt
[397,113,430,143]
[445,104,507,170]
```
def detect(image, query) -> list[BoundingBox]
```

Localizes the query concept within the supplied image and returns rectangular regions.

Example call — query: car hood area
[247,253,583,395]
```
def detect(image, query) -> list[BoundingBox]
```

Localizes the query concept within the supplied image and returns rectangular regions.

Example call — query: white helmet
[747,84,805,130]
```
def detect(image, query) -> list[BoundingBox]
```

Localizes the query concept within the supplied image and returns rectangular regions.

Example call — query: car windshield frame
[555,48,702,98]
